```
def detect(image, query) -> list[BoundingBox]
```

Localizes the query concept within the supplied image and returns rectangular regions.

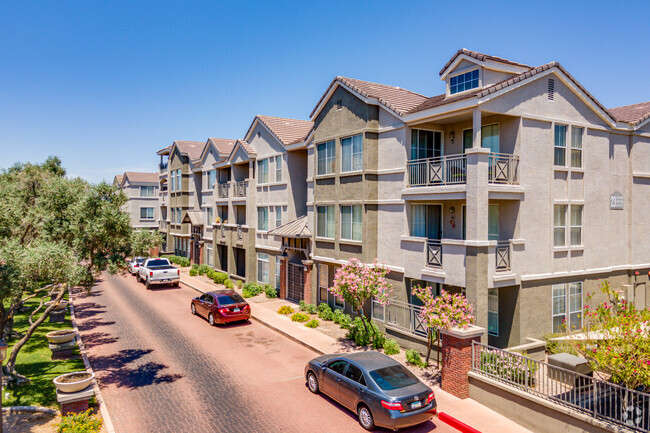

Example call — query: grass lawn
[3,292,86,408]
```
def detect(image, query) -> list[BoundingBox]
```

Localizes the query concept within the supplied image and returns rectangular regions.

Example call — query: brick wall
[440,328,484,399]
[61,399,89,415]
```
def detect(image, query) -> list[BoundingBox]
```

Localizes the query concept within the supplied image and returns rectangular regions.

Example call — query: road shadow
[80,331,119,347]
[90,348,183,390]
[146,285,182,292]
[76,317,116,332]
[72,302,107,320]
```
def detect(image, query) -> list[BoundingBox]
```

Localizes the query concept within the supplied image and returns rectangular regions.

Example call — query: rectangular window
[275,259,281,290]
[275,155,282,182]
[554,125,567,166]
[462,129,473,152]
[275,206,282,228]
[554,205,566,246]
[208,170,217,189]
[450,69,479,95]
[171,171,176,192]
[371,300,385,322]
[319,264,328,303]
[340,205,362,241]
[410,129,442,160]
[257,253,269,284]
[206,246,212,267]
[488,289,498,336]
[140,207,154,219]
[317,140,335,175]
[488,204,499,241]
[258,159,269,184]
[571,127,583,168]
[481,124,500,153]
[316,205,335,238]
[552,283,583,333]
[570,205,583,246]
[206,207,213,225]
[257,207,268,231]
[171,208,175,224]
[176,208,182,224]
[341,134,363,172]
[410,204,441,239]
[140,186,154,197]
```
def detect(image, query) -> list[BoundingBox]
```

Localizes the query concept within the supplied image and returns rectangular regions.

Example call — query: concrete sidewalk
[179,272,532,433]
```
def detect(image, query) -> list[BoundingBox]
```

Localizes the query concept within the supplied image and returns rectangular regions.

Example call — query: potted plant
[53,371,95,393]
[46,329,76,344]
[45,299,69,311]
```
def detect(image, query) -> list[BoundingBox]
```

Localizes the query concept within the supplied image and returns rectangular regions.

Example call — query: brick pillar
[302,260,313,304]
[279,258,287,299]
[199,243,204,265]
[440,326,485,399]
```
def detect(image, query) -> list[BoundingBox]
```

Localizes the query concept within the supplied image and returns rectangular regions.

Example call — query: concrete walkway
[179,272,532,433]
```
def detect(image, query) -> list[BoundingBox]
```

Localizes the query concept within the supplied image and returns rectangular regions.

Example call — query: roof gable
[245,115,313,147]
[197,138,236,167]
[609,101,650,126]
[440,49,532,80]
[122,172,158,185]
[226,140,256,165]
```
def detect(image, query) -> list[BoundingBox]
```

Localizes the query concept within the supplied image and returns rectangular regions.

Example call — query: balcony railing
[220,223,226,238]
[496,241,511,271]
[407,154,467,186]
[159,220,168,231]
[159,162,168,172]
[384,299,428,338]
[488,153,519,184]
[237,225,243,239]
[233,181,247,198]
[426,239,442,268]
[217,182,229,198]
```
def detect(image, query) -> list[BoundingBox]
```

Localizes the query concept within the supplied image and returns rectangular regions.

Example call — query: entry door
[287,263,304,302]
[411,130,442,160]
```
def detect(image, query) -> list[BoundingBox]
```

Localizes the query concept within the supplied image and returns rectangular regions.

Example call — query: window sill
[554,166,569,172]
[258,181,287,188]
[315,237,335,243]
[315,174,336,180]
[339,239,363,246]
[339,170,363,178]
[400,235,425,243]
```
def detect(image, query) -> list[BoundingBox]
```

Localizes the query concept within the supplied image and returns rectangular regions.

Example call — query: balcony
[426,239,442,268]
[217,182,229,199]
[233,180,247,198]
[495,241,511,271]
[159,220,169,231]
[159,162,168,172]
[488,153,519,185]
[382,299,427,338]
[407,154,467,186]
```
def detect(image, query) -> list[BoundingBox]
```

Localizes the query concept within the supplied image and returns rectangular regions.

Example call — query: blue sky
[1,0,648,182]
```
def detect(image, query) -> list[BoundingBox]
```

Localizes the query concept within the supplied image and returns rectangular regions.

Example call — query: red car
[190,290,251,325]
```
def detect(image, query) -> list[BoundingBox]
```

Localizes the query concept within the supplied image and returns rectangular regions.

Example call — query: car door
[197,294,210,317]
[339,363,367,409]
[203,294,215,317]
[321,360,348,402]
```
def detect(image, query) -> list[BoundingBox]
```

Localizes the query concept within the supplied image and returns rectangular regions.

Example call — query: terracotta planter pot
[53,371,95,393]
[45,300,69,311]
[46,329,76,344]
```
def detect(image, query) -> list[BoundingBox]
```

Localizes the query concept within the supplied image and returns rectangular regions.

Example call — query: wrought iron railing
[407,154,467,186]
[488,153,519,184]
[472,342,650,432]
[234,181,247,197]
[220,223,226,237]
[159,162,168,172]
[237,225,243,239]
[217,182,229,198]
[385,299,427,338]
[496,241,511,271]
[426,239,442,268]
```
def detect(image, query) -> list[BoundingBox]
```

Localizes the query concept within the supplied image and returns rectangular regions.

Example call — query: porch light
[280,249,288,258]
[449,206,455,214]
[449,130,455,143]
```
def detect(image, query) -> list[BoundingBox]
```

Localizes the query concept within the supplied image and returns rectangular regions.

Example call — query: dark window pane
[369,365,419,390]
[345,364,365,384]
[216,294,245,305]
[328,360,348,375]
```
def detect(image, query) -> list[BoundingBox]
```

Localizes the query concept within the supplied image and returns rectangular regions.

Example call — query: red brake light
[243,305,250,310]
[381,400,404,411]
[177,269,180,275]
[219,308,228,314]
[427,392,435,404]
[150,272,153,277]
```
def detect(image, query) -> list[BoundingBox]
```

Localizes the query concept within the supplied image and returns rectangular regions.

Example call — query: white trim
[439,53,530,81]
[520,263,650,282]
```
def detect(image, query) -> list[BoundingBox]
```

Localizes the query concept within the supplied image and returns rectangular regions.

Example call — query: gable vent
[547,78,555,101]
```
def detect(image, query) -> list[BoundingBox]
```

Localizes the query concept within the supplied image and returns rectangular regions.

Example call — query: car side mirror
[322,365,327,371]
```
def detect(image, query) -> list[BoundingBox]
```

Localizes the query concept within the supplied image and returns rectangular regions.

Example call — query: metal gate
[287,263,304,302]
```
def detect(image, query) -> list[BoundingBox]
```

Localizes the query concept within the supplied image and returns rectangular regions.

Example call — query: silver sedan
[305,351,437,431]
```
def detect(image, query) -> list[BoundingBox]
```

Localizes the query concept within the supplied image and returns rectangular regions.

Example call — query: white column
[472,108,482,149]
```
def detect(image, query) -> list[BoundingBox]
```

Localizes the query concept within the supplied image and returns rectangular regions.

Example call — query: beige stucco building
[114,172,159,230]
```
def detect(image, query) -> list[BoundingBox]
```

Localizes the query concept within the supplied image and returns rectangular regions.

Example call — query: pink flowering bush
[411,286,475,364]
[565,281,650,391]
[329,258,392,342]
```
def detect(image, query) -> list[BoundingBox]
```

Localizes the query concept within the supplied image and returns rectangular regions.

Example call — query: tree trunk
[425,329,433,366]
[5,286,66,376]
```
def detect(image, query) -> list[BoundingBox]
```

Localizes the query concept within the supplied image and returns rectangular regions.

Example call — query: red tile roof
[440,49,532,76]
[174,140,205,161]
[609,101,650,125]
[208,138,237,156]
[310,76,428,118]
[235,139,257,157]
[256,115,313,145]
[123,172,158,184]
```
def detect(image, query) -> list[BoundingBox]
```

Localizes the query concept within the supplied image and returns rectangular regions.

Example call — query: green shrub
[305,319,319,328]
[242,282,263,298]
[213,272,228,284]
[317,303,334,320]
[383,338,400,355]
[206,269,214,279]
[191,263,199,270]
[346,317,385,348]
[298,300,308,311]
[198,264,211,275]
[278,305,294,315]
[189,268,198,276]
[224,279,234,289]
[236,280,243,289]
[291,312,310,322]
[479,348,536,386]
[57,409,102,433]
[299,300,317,314]
[264,284,278,299]
[542,333,578,355]
[405,349,426,368]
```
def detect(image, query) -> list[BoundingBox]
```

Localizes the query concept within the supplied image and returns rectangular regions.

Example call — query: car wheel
[307,372,319,394]
[145,279,151,290]
[174,281,180,287]
[357,405,375,431]
[136,273,141,282]
[191,304,196,315]
[208,313,215,326]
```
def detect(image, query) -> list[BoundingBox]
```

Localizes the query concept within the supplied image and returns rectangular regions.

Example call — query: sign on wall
[610,192,624,210]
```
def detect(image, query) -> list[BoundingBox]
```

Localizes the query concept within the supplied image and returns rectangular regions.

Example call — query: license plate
[411,401,422,409]
[233,307,240,312]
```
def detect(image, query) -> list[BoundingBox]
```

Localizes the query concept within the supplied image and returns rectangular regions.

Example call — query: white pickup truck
[137,258,181,289]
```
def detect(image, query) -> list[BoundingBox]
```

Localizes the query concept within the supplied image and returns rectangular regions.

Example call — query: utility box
[548,353,593,387]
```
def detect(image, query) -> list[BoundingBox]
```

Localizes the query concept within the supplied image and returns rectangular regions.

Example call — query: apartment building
[114,171,159,230]
[305,49,650,349]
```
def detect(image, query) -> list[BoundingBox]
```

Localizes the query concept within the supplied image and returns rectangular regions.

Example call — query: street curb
[179,279,324,356]
[438,412,482,433]
[68,288,116,433]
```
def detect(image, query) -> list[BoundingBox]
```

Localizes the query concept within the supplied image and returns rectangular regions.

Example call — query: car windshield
[369,365,419,390]
[135,258,145,264]
[146,259,169,267]
[216,294,245,306]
